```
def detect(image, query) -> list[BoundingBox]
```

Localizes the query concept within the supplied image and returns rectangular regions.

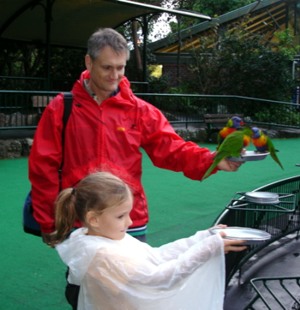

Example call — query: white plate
[244,191,280,204]
[228,151,270,162]
[210,226,271,245]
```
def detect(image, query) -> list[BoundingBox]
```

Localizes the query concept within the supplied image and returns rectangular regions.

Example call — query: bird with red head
[218,115,245,148]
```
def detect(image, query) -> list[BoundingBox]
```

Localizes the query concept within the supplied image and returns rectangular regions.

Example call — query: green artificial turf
[0,138,299,309]
[145,138,300,245]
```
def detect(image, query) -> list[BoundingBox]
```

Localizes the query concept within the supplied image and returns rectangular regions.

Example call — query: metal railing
[214,175,300,285]
[246,276,300,309]
[0,90,300,136]
[135,93,300,130]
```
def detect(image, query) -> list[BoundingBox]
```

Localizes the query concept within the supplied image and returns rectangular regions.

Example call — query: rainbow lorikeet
[217,116,244,148]
[251,127,283,170]
[202,127,252,180]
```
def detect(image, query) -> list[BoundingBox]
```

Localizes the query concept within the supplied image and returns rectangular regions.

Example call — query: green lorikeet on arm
[202,127,252,180]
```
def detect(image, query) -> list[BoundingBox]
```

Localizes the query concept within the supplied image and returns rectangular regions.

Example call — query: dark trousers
[65,269,80,310]
[65,233,146,309]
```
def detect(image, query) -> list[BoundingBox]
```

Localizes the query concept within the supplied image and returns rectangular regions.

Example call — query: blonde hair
[50,172,132,246]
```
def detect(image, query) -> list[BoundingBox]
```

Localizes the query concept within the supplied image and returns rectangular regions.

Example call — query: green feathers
[202,127,252,180]
[202,126,283,181]
[252,127,284,170]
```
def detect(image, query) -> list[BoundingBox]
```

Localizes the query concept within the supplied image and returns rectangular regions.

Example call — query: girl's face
[87,196,133,240]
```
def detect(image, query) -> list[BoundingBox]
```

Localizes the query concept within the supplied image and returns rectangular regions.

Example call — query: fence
[135,93,300,130]
[1,90,300,138]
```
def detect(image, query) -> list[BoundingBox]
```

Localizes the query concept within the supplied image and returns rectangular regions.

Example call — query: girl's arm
[86,234,224,290]
[152,229,212,261]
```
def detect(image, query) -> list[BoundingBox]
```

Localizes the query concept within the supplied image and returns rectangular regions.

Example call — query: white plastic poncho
[56,228,225,310]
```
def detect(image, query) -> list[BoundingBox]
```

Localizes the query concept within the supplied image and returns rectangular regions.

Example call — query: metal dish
[210,226,271,245]
[228,150,270,162]
[244,191,280,204]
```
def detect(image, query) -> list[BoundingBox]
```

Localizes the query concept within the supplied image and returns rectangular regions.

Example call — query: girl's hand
[219,231,247,253]
[215,224,227,229]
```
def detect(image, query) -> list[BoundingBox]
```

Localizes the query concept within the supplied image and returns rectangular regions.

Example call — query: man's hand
[217,158,243,172]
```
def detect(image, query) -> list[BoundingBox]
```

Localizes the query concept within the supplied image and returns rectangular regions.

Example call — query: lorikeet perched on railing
[251,127,284,170]
[202,127,252,180]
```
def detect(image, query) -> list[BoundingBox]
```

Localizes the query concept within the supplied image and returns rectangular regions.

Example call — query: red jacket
[29,70,216,233]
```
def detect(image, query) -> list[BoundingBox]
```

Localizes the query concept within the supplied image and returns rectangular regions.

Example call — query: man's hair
[87,28,130,60]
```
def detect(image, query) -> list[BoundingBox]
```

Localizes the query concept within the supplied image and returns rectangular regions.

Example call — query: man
[29,28,241,244]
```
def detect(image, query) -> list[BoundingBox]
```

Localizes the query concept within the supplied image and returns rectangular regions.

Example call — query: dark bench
[203,113,244,142]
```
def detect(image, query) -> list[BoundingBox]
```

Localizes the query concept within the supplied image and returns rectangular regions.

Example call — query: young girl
[51,172,246,310]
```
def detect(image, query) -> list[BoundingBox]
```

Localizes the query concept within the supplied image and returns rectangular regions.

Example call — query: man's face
[85,45,127,97]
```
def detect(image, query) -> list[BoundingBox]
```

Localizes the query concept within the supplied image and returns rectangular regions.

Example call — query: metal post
[142,15,148,83]
[44,0,53,90]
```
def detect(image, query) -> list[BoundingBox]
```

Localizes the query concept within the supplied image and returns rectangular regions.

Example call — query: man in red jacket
[29,28,241,245]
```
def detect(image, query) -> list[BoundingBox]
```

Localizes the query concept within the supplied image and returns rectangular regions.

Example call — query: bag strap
[62,91,73,140]
[59,92,73,181]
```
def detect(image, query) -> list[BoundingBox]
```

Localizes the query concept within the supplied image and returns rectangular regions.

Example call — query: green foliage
[168,0,257,33]
[148,75,170,93]
[50,47,85,90]
[0,40,85,90]
[274,29,300,60]
[0,41,45,89]
[188,0,255,17]
[254,105,300,126]
[185,28,296,102]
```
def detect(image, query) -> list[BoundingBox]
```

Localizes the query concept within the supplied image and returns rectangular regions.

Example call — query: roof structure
[0,0,212,86]
[150,0,296,60]
[0,0,211,48]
